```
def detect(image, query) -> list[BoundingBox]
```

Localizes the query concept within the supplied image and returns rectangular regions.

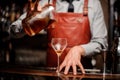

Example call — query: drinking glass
[51,38,67,75]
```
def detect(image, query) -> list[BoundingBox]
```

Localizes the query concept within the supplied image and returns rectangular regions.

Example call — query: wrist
[78,46,85,56]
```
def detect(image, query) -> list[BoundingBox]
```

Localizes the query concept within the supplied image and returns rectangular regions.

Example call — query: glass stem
[57,55,60,73]
[103,50,106,75]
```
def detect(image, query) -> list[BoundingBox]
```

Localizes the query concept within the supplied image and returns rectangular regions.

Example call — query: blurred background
[0,0,120,74]
[0,0,47,67]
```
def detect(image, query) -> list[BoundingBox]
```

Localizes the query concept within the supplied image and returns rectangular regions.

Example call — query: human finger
[37,3,42,11]
[59,62,65,72]
[64,65,70,75]
[78,62,85,74]
[72,64,77,75]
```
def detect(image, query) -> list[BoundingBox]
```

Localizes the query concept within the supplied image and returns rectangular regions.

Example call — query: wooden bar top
[0,64,120,80]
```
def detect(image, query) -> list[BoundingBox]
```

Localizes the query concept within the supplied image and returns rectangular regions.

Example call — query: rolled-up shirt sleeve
[81,0,108,56]
[8,13,27,38]
[9,13,27,33]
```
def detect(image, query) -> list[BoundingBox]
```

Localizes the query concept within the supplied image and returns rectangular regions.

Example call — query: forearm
[81,39,108,56]
[81,41,106,56]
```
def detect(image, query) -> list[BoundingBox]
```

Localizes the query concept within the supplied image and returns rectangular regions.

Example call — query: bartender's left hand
[59,46,85,75]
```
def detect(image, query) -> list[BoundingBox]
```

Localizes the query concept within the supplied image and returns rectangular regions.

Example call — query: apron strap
[83,0,88,16]
[52,0,56,8]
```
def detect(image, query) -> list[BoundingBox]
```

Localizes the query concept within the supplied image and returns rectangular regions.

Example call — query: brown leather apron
[46,0,92,68]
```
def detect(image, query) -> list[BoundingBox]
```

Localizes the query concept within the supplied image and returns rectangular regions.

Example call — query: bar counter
[0,64,120,80]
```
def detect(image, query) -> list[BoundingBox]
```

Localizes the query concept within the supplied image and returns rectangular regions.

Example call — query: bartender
[9,0,108,75]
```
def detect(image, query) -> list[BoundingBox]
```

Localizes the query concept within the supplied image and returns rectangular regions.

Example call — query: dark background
[0,0,28,7]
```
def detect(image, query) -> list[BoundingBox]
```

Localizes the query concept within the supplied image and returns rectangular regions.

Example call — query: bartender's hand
[59,46,85,75]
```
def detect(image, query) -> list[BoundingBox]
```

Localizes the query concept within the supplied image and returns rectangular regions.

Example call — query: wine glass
[51,38,67,75]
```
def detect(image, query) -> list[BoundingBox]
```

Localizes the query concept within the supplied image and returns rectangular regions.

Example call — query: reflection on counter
[0,73,120,80]
[0,64,120,80]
